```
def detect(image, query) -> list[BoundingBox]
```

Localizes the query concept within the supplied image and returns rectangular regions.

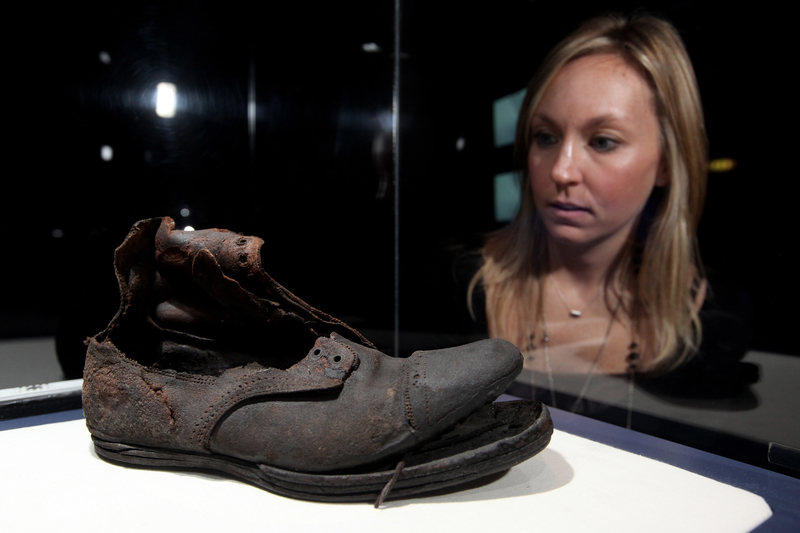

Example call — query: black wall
[3,1,795,363]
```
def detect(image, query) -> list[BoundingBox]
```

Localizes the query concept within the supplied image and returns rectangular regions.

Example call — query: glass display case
[2,1,798,528]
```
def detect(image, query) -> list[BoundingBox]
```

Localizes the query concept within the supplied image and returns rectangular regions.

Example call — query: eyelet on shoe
[333,355,342,363]
[238,253,248,263]
[236,238,247,246]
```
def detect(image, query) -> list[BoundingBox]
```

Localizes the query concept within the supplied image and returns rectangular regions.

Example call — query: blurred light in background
[456,136,465,152]
[493,89,526,148]
[99,51,111,64]
[100,145,113,161]
[362,42,380,53]
[184,226,195,231]
[709,158,737,173]
[180,208,190,217]
[51,229,64,239]
[494,171,521,223]
[156,82,177,118]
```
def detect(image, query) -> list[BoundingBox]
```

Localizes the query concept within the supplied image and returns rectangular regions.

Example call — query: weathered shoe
[83,217,552,503]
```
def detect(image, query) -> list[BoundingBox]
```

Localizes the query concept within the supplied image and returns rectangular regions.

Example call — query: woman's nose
[551,139,580,185]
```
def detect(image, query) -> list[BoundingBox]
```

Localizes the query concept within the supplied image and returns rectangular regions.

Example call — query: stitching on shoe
[404,359,420,431]
[337,342,359,374]
[404,384,417,431]
[92,338,349,452]
[196,343,355,450]
[194,372,283,448]
[423,357,430,423]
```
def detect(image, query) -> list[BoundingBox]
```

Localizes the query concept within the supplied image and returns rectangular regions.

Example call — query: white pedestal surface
[0,419,772,532]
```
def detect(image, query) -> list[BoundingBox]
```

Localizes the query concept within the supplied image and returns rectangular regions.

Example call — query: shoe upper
[83,217,523,473]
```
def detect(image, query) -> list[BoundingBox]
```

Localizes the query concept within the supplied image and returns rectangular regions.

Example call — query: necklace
[625,338,639,430]
[529,293,639,429]
[549,274,602,318]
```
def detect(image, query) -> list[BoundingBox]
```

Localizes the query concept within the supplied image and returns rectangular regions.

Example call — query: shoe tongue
[153,217,376,350]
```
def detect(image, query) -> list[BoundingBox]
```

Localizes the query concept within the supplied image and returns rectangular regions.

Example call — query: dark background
[2,1,794,365]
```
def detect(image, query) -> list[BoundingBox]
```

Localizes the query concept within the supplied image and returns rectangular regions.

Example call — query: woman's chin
[542,225,595,249]
[541,218,636,255]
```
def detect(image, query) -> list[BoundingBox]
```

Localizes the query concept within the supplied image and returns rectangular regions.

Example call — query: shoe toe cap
[403,338,522,433]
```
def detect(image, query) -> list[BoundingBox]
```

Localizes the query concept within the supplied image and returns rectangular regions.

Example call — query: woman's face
[528,53,665,252]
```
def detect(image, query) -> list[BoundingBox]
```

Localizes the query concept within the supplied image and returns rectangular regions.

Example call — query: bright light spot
[709,158,737,173]
[180,208,190,217]
[100,145,113,161]
[52,229,64,239]
[99,51,111,64]
[156,82,177,118]
[362,42,380,53]
[456,137,466,151]
[184,226,195,232]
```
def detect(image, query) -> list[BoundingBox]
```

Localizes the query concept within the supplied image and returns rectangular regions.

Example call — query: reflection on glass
[492,88,525,148]
[708,158,737,173]
[155,82,177,118]
[493,171,520,223]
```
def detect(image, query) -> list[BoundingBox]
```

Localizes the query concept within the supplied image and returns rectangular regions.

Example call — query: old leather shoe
[83,217,552,502]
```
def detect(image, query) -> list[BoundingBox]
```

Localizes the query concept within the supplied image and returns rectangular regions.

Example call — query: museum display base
[0,410,774,532]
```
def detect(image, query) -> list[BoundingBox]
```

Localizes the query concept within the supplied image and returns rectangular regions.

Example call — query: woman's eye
[591,136,618,152]
[533,132,557,148]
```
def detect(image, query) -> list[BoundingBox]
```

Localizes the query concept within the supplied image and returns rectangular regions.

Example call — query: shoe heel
[91,436,275,490]
[92,436,190,469]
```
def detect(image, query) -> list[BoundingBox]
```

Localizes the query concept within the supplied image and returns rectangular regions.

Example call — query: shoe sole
[91,400,552,503]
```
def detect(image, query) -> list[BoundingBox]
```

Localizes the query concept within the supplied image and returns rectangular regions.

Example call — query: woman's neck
[546,236,627,291]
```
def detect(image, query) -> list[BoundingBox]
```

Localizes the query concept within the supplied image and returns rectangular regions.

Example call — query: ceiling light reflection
[709,158,736,173]
[100,145,113,161]
[184,226,195,232]
[156,82,177,118]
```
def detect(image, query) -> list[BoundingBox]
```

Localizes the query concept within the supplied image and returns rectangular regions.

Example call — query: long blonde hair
[471,14,708,373]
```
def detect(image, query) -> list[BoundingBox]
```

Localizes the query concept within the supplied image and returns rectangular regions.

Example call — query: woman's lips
[545,201,593,224]
[550,201,591,213]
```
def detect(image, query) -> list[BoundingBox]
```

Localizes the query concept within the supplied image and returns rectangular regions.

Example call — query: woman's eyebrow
[530,112,555,126]
[531,112,627,129]
[584,114,623,128]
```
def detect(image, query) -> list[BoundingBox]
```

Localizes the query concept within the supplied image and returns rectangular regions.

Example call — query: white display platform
[0,419,771,532]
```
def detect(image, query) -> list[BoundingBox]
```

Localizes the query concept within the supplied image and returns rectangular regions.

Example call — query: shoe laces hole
[333,355,342,363]
[238,253,248,263]
[313,349,321,356]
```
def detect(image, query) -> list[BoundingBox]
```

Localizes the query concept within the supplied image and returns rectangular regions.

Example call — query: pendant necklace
[549,273,602,318]
[535,294,639,429]
[625,336,639,430]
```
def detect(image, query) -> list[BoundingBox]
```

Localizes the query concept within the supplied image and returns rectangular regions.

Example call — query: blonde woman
[468,15,754,421]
